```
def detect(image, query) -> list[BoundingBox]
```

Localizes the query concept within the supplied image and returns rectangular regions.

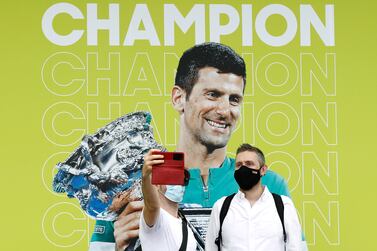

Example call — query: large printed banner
[1,1,377,250]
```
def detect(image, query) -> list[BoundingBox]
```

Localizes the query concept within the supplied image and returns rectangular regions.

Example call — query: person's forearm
[141,175,160,225]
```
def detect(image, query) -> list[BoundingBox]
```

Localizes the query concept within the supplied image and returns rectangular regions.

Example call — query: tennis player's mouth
[206,119,228,129]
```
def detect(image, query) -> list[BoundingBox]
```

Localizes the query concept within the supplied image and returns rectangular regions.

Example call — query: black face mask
[234,165,261,191]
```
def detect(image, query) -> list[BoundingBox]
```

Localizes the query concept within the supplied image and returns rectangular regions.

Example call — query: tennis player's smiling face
[183,67,244,149]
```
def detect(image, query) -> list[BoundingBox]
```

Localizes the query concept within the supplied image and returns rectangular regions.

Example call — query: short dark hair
[236,143,265,167]
[175,42,246,99]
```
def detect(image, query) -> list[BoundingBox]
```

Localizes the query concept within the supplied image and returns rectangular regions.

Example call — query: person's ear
[171,86,186,114]
[260,165,268,176]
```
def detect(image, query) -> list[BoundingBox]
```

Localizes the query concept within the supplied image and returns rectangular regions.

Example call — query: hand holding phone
[142,149,164,179]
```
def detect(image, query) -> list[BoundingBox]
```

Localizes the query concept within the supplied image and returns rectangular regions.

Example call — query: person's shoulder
[212,196,227,211]
[280,194,295,207]
[214,196,227,206]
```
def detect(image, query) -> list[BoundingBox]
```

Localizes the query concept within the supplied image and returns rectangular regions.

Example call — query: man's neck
[241,183,264,205]
[176,135,227,174]
[159,193,179,218]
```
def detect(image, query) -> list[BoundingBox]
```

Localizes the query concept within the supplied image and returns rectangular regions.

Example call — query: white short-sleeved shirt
[205,187,302,251]
[140,208,197,251]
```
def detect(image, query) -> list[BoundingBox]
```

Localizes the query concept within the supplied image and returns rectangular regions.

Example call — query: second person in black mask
[205,144,302,251]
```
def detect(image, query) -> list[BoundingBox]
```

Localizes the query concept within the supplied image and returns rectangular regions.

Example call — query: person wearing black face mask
[205,144,302,251]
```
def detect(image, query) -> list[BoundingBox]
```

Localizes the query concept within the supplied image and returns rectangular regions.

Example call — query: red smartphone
[151,152,189,185]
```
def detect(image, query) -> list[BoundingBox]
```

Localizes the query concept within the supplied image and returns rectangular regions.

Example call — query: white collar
[236,186,271,203]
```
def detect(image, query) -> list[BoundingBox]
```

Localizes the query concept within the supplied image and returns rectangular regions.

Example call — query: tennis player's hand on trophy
[114,200,144,251]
